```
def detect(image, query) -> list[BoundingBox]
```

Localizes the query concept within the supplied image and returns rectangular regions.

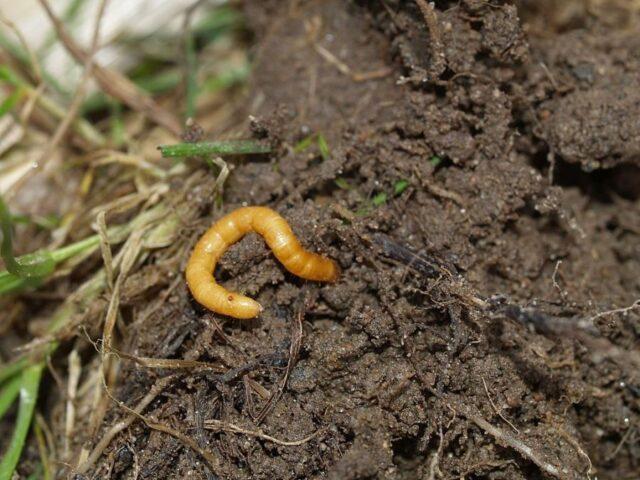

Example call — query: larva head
[222,293,263,319]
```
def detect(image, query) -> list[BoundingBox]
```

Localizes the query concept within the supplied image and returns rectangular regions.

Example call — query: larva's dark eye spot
[228,295,234,301]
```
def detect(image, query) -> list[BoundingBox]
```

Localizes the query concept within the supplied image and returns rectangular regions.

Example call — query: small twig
[482,377,519,433]
[127,442,140,480]
[467,413,564,479]
[142,416,221,473]
[112,348,225,373]
[37,0,182,136]
[539,62,559,91]
[76,375,176,474]
[97,365,221,474]
[204,419,321,446]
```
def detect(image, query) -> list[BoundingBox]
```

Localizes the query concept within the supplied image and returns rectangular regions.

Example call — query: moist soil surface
[58,1,640,479]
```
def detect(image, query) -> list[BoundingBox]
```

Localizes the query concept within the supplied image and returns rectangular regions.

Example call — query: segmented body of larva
[186,206,339,319]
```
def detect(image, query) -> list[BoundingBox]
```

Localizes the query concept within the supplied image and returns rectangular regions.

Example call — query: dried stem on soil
[466,413,564,479]
[76,375,177,474]
[112,348,225,373]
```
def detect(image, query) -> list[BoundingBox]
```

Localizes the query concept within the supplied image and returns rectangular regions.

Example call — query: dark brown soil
[78,1,640,479]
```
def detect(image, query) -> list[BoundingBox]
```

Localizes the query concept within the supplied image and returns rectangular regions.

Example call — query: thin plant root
[204,419,322,447]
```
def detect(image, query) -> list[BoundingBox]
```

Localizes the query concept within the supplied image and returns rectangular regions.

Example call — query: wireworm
[186,206,339,319]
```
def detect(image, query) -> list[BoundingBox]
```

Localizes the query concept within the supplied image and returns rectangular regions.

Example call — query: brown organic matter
[73,1,640,479]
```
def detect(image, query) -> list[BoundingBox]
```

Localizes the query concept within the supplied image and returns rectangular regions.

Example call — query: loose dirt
[53,1,640,478]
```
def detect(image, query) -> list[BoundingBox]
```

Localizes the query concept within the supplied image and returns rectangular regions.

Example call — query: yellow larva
[185,206,339,319]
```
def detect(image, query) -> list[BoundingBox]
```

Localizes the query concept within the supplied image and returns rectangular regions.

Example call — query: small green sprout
[334,178,351,190]
[372,192,388,206]
[394,180,409,195]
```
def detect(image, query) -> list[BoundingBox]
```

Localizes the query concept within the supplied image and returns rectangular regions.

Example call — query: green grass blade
[193,7,242,40]
[394,180,409,195]
[0,196,55,279]
[0,273,40,296]
[0,230,101,295]
[317,134,330,160]
[0,65,21,87]
[25,464,43,480]
[158,140,271,158]
[0,363,43,480]
[293,135,315,153]
[372,192,387,206]
[0,87,24,117]
[0,375,21,419]
[0,358,27,386]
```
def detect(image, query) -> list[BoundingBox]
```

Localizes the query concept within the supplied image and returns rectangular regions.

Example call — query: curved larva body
[186,206,339,319]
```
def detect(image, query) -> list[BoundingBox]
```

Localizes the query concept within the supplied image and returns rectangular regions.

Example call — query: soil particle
[543,83,640,170]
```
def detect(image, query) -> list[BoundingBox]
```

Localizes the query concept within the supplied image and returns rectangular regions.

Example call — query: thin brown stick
[0,10,43,82]
[468,413,565,479]
[37,0,182,136]
[143,418,221,472]
[76,375,176,474]
[112,348,225,372]
[98,373,221,474]
[6,0,109,200]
